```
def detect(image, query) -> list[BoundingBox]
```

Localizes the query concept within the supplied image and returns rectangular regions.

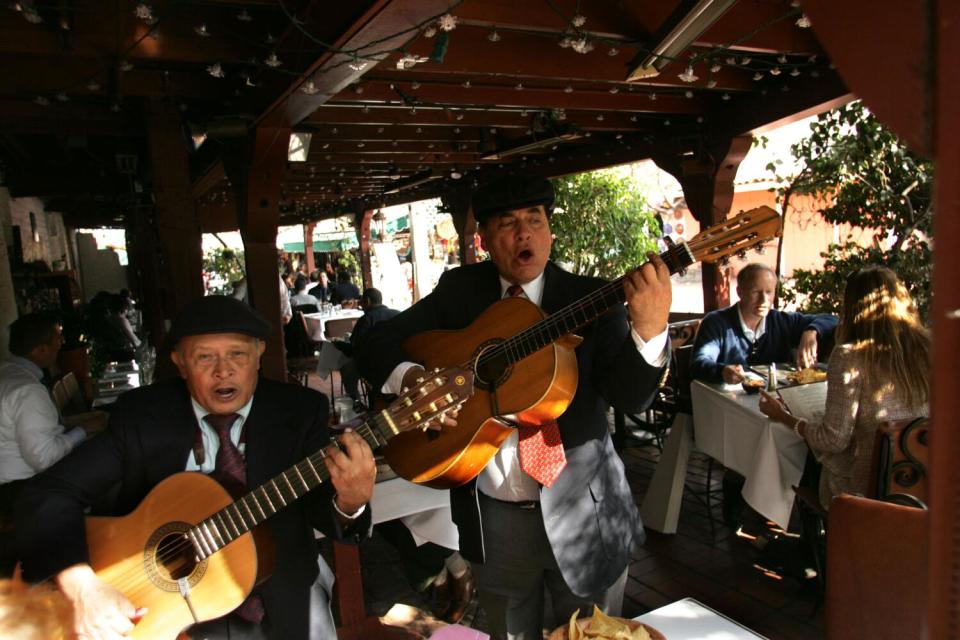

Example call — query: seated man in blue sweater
[691,263,838,384]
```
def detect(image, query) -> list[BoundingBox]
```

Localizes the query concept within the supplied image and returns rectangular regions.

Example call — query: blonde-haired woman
[759,266,930,507]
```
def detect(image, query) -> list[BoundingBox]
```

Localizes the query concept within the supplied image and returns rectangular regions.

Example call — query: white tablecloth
[315,341,352,380]
[303,309,364,342]
[691,381,809,529]
[371,477,458,550]
[635,597,766,639]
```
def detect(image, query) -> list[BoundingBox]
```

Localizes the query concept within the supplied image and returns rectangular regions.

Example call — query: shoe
[443,569,475,624]
[429,576,451,620]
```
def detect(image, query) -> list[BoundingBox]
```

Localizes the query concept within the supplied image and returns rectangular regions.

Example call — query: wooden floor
[308,372,824,640]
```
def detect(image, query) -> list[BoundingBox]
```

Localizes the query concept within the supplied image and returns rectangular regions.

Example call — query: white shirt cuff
[382,362,419,395]
[63,426,87,448]
[630,325,670,368]
[332,496,366,520]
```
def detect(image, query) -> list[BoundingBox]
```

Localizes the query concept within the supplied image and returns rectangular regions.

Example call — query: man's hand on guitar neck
[624,252,672,342]
[57,564,145,639]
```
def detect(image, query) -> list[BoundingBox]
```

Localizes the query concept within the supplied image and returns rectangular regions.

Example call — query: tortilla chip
[568,609,582,640]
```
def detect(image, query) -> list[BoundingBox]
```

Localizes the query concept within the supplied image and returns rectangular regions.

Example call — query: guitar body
[386,297,580,488]
[86,473,273,639]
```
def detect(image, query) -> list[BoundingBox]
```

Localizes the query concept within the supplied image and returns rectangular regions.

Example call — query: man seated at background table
[690,263,839,384]
[15,296,375,640]
[290,275,321,310]
[334,287,398,407]
[0,314,108,576]
[329,270,361,307]
[307,270,331,303]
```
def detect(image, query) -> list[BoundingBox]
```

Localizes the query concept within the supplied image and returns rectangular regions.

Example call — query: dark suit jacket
[330,282,361,305]
[357,260,665,596]
[308,283,331,302]
[15,377,370,640]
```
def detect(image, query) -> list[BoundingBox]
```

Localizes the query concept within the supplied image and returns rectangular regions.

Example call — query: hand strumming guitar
[624,252,673,341]
[57,564,146,639]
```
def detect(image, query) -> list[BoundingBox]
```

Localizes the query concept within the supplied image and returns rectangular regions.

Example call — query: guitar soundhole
[473,340,511,391]
[156,533,197,580]
[144,521,207,592]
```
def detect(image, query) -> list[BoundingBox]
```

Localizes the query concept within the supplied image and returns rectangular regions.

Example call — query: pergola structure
[1,2,958,635]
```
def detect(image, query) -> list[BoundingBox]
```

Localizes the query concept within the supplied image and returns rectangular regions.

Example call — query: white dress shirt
[383,272,669,502]
[0,356,85,483]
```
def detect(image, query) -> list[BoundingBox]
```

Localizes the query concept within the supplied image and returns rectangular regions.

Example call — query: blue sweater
[690,306,839,383]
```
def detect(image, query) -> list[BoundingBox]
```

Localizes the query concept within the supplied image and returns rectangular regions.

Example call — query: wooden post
[145,99,205,317]
[304,223,316,275]
[928,4,960,636]
[443,186,477,265]
[653,135,753,312]
[354,208,373,290]
[224,127,291,382]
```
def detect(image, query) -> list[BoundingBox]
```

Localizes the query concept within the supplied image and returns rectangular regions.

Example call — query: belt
[479,491,540,510]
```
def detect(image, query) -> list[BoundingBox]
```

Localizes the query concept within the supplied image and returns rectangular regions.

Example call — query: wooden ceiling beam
[336,78,709,112]
[386,28,756,90]
[304,104,682,131]
[256,0,454,128]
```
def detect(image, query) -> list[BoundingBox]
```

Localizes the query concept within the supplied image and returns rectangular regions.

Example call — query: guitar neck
[187,417,391,560]
[499,241,695,364]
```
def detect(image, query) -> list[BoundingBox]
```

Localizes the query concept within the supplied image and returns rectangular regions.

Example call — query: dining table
[640,379,815,533]
[634,597,767,639]
[91,361,141,408]
[303,308,364,343]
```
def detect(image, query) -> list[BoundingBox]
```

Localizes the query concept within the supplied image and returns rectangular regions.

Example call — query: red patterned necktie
[204,413,265,624]
[504,284,568,487]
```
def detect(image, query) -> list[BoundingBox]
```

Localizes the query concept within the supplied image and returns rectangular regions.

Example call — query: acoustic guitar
[85,367,473,639]
[384,206,782,489]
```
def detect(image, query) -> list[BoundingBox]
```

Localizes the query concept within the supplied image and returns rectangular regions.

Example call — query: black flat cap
[167,296,271,347]
[472,175,554,224]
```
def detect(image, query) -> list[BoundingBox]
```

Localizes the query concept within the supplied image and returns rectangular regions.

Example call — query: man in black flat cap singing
[16,296,376,640]
[358,175,672,639]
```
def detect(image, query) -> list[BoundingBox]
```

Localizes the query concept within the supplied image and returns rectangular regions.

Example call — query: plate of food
[741,375,766,394]
[548,606,665,640]
[785,367,828,385]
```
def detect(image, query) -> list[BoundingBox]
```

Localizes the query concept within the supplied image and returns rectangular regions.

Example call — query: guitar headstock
[386,367,475,433]
[686,205,782,265]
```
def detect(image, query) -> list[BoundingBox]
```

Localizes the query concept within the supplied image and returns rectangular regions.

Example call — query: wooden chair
[285,311,319,383]
[51,379,69,413]
[825,494,927,640]
[60,371,88,415]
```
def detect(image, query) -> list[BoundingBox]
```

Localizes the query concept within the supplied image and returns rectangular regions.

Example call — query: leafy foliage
[769,102,934,318]
[550,170,661,280]
[203,248,245,295]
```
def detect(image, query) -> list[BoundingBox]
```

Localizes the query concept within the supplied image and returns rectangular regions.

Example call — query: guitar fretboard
[483,241,695,368]
[187,413,392,560]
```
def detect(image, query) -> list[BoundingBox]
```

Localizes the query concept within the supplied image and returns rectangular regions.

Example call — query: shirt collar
[7,355,43,381]
[737,305,766,342]
[191,395,255,428]
[499,271,546,306]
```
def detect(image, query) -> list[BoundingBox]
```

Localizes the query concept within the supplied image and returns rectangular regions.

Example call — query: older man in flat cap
[358,175,672,639]
[16,296,376,640]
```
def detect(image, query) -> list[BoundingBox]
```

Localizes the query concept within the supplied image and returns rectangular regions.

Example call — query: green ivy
[550,170,661,280]
[768,102,934,319]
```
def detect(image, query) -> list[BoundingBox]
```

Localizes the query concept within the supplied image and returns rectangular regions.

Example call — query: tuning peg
[415,377,424,384]
[736,250,748,260]
[403,397,413,407]
[412,411,422,421]
[429,402,438,412]
[445,393,454,403]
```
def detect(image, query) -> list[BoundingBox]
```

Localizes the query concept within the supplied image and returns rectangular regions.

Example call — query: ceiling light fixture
[626,0,737,81]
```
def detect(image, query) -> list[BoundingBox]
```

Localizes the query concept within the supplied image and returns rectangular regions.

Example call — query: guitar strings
[478,235,720,370]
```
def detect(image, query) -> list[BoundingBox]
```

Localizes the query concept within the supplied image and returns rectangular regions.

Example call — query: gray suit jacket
[358,260,665,596]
